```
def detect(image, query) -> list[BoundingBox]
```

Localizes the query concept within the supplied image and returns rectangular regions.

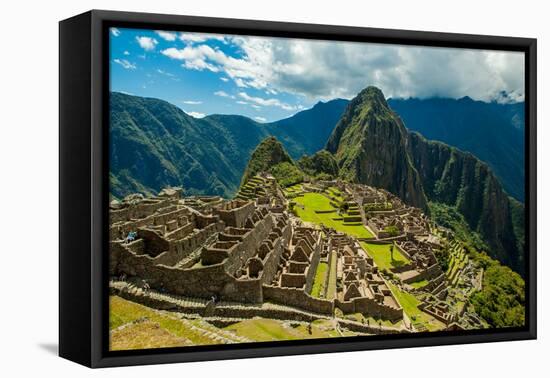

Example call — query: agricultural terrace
[291,192,374,239]
[110,296,246,349]
[110,296,357,348]
[386,283,446,332]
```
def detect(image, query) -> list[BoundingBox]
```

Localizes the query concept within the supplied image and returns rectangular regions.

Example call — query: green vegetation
[409,279,429,289]
[429,202,488,250]
[110,320,191,350]
[344,313,403,329]
[360,242,409,270]
[446,243,469,286]
[109,296,232,349]
[326,251,338,300]
[311,262,329,298]
[110,93,346,199]
[270,161,304,187]
[468,248,525,328]
[298,150,339,180]
[292,193,373,238]
[388,97,525,201]
[326,86,428,210]
[224,318,342,341]
[240,136,296,185]
[364,202,392,211]
[383,225,401,237]
[386,283,446,332]
[433,246,450,273]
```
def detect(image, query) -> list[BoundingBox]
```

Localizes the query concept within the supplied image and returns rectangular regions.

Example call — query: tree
[390,243,395,261]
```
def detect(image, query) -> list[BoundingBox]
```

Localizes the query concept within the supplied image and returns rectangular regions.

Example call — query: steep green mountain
[240,136,303,187]
[407,132,524,274]
[110,92,253,199]
[110,93,345,199]
[388,97,525,201]
[326,86,428,209]
[297,150,339,180]
[326,86,524,275]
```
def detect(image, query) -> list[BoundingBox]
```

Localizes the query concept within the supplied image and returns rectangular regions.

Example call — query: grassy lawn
[360,242,410,270]
[326,251,338,300]
[284,183,303,195]
[386,283,446,332]
[409,279,429,289]
[224,318,341,341]
[293,193,373,239]
[311,262,328,298]
[110,296,228,348]
[110,320,190,350]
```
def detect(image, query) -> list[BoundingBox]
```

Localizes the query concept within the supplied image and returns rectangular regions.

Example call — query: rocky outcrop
[326,86,524,275]
[407,132,524,274]
[326,86,428,210]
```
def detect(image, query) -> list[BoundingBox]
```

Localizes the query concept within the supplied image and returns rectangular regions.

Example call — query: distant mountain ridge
[387,96,525,201]
[326,86,524,274]
[110,89,525,274]
[109,92,346,199]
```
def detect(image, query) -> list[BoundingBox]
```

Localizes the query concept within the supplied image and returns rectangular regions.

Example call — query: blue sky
[110,27,525,122]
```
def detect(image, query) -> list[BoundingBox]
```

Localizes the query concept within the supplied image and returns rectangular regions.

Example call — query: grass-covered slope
[240,136,304,187]
[110,93,345,199]
[110,92,246,198]
[298,150,339,180]
[409,133,524,275]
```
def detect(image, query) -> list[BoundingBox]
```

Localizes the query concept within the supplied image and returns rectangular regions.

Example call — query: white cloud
[238,92,295,111]
[236,100,248,105]
[136,36,158,51]
[123,50,130,56]
[186,111,206,118]
[156,69,176,77]
[220,77,229,82]
[179,33,226,44]
[155,30,177,41]
[254,116,267,122]
[162,46,221,72]
[110,28,120,37]
[113,59,136,70]
[214,90,235,99]
[160,32,524,102]
[182,100,202,105]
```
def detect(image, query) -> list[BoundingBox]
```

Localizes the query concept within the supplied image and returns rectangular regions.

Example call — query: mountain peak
[240,136,296,186]
[325,85,428,209]
[354,86,389,109]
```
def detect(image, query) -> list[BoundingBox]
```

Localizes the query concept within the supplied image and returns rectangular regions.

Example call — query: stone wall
[214,200,255,228]
[402,263,442,284]
[335,297,403,322]
[110,241,264,303]
[304,235,322,294]
[157,221,224,266]
[263,285,334,315]
[223,214,275,276]
[259,235,286,285]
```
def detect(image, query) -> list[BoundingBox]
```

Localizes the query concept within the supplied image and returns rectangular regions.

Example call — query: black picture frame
[59,9,537,368]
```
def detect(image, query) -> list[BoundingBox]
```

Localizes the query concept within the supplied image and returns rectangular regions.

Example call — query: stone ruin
[109,180,405,324]
[109,176,484,332]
